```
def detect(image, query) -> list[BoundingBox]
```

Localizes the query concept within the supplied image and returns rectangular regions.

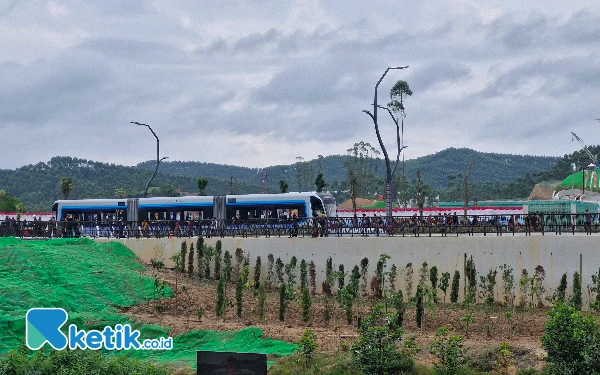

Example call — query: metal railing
[1,214,598,239]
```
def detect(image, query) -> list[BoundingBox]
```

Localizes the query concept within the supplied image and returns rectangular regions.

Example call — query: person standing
[585,209,592,235]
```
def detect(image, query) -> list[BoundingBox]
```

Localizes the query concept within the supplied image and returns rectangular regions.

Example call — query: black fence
[1,213,599,239]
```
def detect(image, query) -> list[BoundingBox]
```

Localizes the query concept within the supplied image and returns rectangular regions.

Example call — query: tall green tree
[197,178,208,196]
[0,190,25,212]
[114,188,127,199]
[278,180,289,193]
[314,173,326,193]
[59,176,74,200]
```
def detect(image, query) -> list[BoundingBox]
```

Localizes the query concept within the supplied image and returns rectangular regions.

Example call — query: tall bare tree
[363,70,411,224]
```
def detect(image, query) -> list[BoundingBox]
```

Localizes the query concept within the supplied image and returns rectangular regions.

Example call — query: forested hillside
[0,148,569,211]
[0,157,264,211]
[138,148,559,192]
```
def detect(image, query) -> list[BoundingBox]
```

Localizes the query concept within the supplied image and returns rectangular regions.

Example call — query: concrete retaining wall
[98,235,600,306]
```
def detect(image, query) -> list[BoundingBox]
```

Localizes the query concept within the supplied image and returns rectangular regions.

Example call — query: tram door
[127,198,139,223]
[213,195,226,221]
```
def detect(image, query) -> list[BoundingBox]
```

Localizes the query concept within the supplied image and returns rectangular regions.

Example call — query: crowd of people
[1,211,597,238]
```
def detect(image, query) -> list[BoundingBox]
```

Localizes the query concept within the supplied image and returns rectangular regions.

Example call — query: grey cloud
[80,38,189,64]
[476,56,600,100]
[0,51,111,126]
[407,63,471,93]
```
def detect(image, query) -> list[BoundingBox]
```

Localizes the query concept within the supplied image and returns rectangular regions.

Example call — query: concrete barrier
[98,235,600,306]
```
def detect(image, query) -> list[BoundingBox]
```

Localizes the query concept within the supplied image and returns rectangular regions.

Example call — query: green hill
[138,148,559,192]
[0,156,264,211]
[0,148,562,211]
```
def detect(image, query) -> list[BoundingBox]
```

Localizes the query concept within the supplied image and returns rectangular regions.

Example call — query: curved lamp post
[131,121,168,197]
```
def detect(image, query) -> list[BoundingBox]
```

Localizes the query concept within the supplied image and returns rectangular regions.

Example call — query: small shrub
[518,269,530,308]
[223,250,232,283]
[301,287,311,323]
[533,265,546,307]
[517,369,540,375]
[338,264,345,290]
[235,276,243,318]
[180,241,188,270]
[405,262,414,299]
[541,302,600,374]
[298,329,318,368]
[416,285,424,328]
[204,245,214,280]
[439,271,450,304]
[479,268,497,306]
[430,266,439,289]
[257,283,266,320]
[150,258,164,270]
[500,264,515,307]
[285,256,298,286]
[349,265,361,298]
[300,259,308,289]
[459,313,475,338]
[555,273,567,303]
[214,241,222,280]
[465,256,477,304]
[325,257,333,286]
[389,263,398,291]
[570,271,582,310]
[590,268,600,311]
[309,260,317,295]
[418,261,429,287]
[266,254,275,288]
[338,286,354,324]
[216,278,225,317]
[370,275,381,299]
[428,326,469,375]
[234,247,244,280]
[495,342,515,374]
[275,257,285,286]
[0,346,172,375]
[322,280,332,296]
[505,310,513,339]
[254,256,262,289]
[279,284,294,321]
[389,290,405,327]
[351,303,414,375]
[242,254,250,285]
[196,237,204,279]
[360,257,369,295]
[450,270,460,303]
[188,242,194,276]
[402,333,420,358]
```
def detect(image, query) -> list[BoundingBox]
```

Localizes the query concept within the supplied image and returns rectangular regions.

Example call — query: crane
[571,132,598,166]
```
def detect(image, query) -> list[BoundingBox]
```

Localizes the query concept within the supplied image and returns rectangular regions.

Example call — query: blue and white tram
[52,192,334,224]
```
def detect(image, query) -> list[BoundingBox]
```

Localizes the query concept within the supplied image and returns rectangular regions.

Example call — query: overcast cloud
[1,0,599,170]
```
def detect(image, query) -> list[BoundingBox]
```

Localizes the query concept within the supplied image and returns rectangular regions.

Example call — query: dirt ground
[123,265,556,371]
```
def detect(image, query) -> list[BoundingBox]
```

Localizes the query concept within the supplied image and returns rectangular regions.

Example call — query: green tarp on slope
[0,238,296,369]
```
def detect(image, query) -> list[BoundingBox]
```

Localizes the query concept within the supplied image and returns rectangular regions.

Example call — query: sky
[1,0,600,170]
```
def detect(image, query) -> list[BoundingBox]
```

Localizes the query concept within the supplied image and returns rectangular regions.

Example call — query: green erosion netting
[0,238,296,369]
[559,170,600,193]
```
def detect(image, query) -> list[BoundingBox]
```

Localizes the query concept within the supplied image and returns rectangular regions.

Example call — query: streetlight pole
[131,121,168,197]
[363,66,409,226]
